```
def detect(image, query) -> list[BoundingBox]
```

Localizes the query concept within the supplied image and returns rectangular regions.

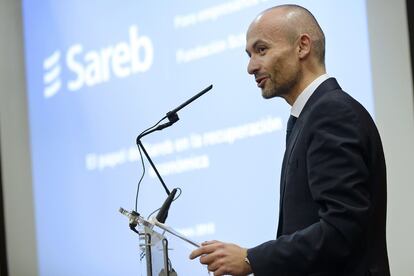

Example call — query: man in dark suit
[190,4,390,276]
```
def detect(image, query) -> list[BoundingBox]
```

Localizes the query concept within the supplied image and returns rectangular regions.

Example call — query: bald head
[246,4,327,103]
[251,4,325,65]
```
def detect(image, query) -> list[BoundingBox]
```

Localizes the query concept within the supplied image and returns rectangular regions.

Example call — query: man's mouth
[255,76,268,88]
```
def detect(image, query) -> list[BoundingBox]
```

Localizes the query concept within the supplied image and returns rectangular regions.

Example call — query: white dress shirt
[291,73,330,118]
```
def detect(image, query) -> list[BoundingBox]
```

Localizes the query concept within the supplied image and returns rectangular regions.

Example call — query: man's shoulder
[311,81,369,117]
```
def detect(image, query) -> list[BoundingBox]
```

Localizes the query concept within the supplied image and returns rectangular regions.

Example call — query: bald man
[190,4,389,276]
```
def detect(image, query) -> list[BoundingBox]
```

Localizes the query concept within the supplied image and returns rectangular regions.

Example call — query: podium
[119,207,205,276]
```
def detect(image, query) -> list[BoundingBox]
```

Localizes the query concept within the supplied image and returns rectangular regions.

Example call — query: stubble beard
[262,74,300,99]
[262,69,302,100]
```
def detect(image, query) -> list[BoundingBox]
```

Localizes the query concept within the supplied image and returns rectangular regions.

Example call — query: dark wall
[0,133,8,275]
[407,0,414,97]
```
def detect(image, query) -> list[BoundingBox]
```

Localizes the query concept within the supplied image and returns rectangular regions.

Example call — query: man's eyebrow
[253,39,268,47]
[252,39,268,50]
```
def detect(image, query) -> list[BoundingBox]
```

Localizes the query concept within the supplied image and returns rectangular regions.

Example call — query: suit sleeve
[247,99,371,275]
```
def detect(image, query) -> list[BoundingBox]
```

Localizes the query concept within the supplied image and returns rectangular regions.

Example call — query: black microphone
[138,84,213,138]
[156,188,178,223]
[169,84,213,116]
[136,84,214,196]
[135,85,213,223]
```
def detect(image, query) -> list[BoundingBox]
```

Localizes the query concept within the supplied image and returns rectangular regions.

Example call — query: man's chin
[261,88,277,99]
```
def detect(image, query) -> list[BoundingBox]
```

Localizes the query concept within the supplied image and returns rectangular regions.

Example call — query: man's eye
[257,47,266,54]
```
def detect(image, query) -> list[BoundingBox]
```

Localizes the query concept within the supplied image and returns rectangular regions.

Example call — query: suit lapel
[280,118,302,202]
[277,118,302,237]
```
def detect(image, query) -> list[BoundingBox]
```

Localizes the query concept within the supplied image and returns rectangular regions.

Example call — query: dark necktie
[286,115,297,143]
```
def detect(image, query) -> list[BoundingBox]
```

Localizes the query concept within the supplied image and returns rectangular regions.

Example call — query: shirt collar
[291,73,330,118]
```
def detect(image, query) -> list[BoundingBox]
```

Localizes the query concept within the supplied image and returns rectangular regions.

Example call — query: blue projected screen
[22,1,373,275]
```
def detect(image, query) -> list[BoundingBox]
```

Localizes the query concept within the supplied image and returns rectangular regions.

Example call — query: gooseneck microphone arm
[136,133,170,195]
[135,84,213,196]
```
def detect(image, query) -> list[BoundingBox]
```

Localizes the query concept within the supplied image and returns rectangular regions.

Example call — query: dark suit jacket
[247,78,390,276]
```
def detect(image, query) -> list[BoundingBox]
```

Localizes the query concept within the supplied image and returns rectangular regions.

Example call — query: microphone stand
[136,113,177,195]
[121,84,213,275]
[135,84,213,196]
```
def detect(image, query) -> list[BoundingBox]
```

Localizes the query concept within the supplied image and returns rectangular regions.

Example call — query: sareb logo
[43,50,62,98]
[42,25,153,99]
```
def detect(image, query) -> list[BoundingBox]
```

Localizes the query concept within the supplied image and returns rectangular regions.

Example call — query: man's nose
[247,57,259,75]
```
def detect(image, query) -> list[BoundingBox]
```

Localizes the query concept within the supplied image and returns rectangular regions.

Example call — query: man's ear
[298,34,311,59]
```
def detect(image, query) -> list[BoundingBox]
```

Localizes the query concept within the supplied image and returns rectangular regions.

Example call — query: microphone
[156,188,178,223]
[135,85,213,224]
[138,84,213,137]
[168,84,213,115]
[136,84,214,196]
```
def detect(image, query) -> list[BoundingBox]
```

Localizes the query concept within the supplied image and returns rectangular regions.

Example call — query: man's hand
[189,240,252,276]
